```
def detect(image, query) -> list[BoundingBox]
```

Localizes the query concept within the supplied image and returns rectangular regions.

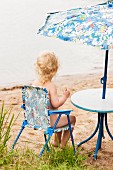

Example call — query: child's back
[32,51,76,147]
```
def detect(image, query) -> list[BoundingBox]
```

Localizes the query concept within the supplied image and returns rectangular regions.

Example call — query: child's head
[35,51,59,84]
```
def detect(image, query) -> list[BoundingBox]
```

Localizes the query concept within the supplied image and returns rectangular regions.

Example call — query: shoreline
[0,72,104,91]
[1,72,113,107]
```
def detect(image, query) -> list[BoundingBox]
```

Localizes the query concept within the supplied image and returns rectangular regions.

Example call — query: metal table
[71,88,113,159]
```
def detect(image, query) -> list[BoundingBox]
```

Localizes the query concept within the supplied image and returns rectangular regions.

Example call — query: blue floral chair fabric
[12,85,75,156]
[22,86,50,130]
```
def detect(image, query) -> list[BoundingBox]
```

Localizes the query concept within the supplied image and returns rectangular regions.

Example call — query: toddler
[32,51,76,148]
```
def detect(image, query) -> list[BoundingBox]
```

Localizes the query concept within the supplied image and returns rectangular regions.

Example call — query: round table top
[71,88,113,113]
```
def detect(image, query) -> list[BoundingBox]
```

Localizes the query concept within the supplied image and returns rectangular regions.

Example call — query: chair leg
[12,120,27,149]
[39,135,51,157]
[44,134,50,151]
[67,115,76,154]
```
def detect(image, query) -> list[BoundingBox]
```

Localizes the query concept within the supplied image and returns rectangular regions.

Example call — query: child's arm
[49,83,70,109]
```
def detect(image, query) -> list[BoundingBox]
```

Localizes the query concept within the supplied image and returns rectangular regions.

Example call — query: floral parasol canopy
[38,2,113,50]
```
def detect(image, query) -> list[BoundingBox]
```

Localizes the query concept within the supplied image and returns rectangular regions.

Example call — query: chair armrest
[48,109,73,116]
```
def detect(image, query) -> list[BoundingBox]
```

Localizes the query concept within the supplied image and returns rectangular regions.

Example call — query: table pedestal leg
[78,112,113,159]
[105,113,113,140]
[77,113,100,147]
[94,113,104,159]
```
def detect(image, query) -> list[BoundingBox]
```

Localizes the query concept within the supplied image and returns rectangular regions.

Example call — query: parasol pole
[101,50,109,99]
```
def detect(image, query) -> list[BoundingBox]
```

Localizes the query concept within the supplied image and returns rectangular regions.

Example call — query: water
[0,0,112,87]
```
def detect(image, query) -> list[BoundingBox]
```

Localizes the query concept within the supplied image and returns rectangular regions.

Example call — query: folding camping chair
[12,85,75,156]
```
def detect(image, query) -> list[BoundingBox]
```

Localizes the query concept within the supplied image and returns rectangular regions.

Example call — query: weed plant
[0,102,18,166]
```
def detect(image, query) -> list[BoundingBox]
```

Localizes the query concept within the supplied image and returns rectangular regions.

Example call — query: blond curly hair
[35,51,59,84]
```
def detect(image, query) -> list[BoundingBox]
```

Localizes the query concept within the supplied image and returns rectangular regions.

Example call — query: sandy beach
[1,0,113,169]
[1,73,113,169]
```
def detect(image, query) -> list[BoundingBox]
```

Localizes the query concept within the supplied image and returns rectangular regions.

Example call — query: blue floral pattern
[22,86,50,130]
[38,3,113,50]
[22,86,74,132]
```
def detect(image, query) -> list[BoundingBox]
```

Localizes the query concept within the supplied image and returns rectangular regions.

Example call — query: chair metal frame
[12,85,76,156]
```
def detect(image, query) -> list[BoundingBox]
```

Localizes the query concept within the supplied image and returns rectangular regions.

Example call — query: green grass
[0,102,88,170]
[3,146,87,170]
[0,101,16,166]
